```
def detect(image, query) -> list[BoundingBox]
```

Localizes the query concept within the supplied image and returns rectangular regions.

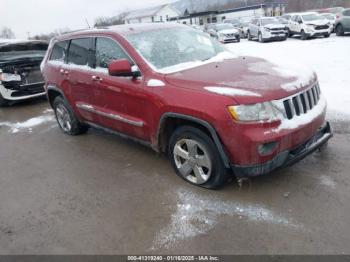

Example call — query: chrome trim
[76,103,144,127]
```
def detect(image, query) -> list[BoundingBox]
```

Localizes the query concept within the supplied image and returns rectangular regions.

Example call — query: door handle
[92,75,103,82]
[60,69,69,76]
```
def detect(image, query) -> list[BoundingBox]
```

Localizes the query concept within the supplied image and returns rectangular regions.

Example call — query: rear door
[66,37,98,122]
[343,10,350,29]
[89,36,150,141]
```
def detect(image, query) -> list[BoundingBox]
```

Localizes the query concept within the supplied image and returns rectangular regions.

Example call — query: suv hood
[263,24,286,30]
[305,19,329,26]
[218,28,239,34]
[165,56,316,104]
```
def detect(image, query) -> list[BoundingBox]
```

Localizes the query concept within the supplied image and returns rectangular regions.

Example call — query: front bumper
[231,122,333,177]
[306,28,331,36]
[0,82,46,101]
[219,35,240,43]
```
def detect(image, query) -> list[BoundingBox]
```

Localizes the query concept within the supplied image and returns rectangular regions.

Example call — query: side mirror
[108,59,140,78]
[298,20,303,24]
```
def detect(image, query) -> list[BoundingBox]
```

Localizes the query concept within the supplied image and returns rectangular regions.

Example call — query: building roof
[124,4,179,20]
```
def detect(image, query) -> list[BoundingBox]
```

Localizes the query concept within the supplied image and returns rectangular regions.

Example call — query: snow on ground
[0,110,55,134]
[226,35,350,120]
[151,189,302,250]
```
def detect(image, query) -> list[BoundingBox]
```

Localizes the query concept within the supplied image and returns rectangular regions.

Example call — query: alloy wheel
[173,139,212,185]
[56,104,72,133]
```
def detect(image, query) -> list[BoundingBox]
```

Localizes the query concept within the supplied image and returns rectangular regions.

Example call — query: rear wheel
[169,126,229,189]
[53,96,88,135]
[336,24,344,36]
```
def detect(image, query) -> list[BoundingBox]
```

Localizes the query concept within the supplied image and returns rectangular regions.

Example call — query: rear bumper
[231,122,333,177]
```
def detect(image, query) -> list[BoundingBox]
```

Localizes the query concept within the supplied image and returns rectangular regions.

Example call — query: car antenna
[85,18,91,29]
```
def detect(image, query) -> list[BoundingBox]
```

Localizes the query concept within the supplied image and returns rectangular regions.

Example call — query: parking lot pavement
[0,98,349,255]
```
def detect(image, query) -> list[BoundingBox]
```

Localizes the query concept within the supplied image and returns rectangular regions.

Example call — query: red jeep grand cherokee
[41,23,332,189]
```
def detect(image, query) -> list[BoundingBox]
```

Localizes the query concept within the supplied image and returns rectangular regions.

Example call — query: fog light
[258,142,278,156]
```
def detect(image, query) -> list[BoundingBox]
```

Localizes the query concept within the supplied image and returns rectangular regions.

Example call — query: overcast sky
[1,0,169,39]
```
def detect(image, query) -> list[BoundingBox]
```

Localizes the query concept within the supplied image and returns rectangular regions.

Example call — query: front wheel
[258,32,265,43]
[169,126,229,189]
[324,33,330,38]
[53,96,89,135]
[247,31,252,41]
[301,30,308,40]
[0,93,8,107]
[336,24,344,36]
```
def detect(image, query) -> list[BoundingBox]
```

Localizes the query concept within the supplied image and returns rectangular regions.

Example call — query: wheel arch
[47,85,66,108]
[156,113,230,168]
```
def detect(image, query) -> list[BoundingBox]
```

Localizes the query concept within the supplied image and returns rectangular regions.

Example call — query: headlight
[264,27,271,32]
[0,71,21,82]
[228,102,284,122]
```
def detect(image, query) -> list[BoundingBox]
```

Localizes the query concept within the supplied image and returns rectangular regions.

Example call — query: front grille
[283,84,321,120]
[315,25,329,30]
[10,82,45,97]
[270,28,285,31]
[225,33,237,37]
[271,31,286,35]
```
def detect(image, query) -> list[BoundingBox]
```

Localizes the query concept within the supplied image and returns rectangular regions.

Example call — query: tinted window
[50,41,68,62]
[344,10,350,16]
[67,38,93,66]
[95,37,131,69]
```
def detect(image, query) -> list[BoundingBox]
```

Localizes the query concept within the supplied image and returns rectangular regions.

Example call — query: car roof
[55,23,188,41]
[299,12,319,16]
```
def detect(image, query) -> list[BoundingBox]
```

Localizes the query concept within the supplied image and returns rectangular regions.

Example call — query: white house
[124,4,180,24]
[172,3,285,26]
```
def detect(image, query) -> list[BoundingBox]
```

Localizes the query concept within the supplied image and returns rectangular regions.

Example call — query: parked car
[42,23,332,189]
[224,18,246,38]
[0,40,48,106]
[248,17,288,42]
[206,23,240,43]
[320,13,337,32]
[288,12,332,40]
[335,8,350,36]
[236,20,250,38]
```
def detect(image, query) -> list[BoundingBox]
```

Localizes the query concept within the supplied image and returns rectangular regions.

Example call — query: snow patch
[0,115,55,134]
[147,79,165,87]
[158,51,237,74]
[320,175,336,189]
[248,61,315,91]
[151,189,302,250]
[204,87,261,97]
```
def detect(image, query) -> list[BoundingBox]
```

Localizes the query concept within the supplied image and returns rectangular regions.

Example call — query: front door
[89,36,151,141]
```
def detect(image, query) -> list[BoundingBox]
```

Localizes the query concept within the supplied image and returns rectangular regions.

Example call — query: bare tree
[0,27,16,39]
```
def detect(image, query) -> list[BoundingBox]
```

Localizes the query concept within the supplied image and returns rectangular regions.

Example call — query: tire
[53,96,88,136]
[168,126,229,189]
[258,32,265,43]
[281,37,287,41]
[301,30,308,40]
[247,31,252,41]
[324,33,330,38]
[336,24,344,36]
[288,29,294,37]
[0,93,8,107]
[236,36,241,43]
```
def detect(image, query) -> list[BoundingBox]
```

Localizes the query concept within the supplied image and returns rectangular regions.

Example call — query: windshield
[215,24,234,30]
[126,27,227,73]
[261,18,280,25]
[302,14,320,21]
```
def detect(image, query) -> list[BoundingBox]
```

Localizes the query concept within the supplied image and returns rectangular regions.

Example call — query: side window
[292,15,297,22]
[50,41,68,62]
[344,10,350,16]
[95,37,132,69]
[297,16,303,23]
[67,38,94,66]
